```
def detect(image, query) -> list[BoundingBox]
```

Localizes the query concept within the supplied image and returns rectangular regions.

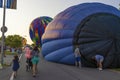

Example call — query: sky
[0,0,119,44]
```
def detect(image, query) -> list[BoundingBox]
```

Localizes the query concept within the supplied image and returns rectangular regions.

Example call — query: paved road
[0,53,120,80]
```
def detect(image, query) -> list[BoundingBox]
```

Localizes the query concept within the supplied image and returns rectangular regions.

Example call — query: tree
[5,35,23,48]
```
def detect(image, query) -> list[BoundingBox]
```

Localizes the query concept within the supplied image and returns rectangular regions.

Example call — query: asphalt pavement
[0,53,120,80]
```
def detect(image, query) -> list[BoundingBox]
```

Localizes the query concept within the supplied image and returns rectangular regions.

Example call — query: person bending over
[93,54,104,70]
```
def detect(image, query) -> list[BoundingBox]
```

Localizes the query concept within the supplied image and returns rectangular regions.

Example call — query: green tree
[5,35,23,48]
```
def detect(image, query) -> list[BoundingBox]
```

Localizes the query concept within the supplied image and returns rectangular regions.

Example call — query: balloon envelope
[29,16,53,45]
[41,3,120,68]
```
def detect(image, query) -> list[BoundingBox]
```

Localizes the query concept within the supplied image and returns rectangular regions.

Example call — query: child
[26,58,32,71]
[12,55,20,78]
[74,45,81,67]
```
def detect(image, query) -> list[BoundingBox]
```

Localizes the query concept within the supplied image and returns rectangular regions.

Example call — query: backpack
[25,47,32,59]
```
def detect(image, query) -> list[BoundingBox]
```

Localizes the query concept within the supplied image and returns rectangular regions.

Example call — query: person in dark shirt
[12,55,20,78]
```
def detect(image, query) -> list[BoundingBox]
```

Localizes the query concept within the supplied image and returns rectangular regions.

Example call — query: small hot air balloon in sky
[29,16,53,46]
[22,38,27,46]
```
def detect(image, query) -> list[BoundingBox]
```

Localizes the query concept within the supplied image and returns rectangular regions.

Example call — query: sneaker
[14,74,17,78]
[33,75,36,77]
[98,68,102,71]
[33,73,36,77]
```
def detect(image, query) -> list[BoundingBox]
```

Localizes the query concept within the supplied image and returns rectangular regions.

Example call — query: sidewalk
[0,54,14,80]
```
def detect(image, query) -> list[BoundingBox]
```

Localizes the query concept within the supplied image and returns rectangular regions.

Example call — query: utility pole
[0,0,7,66]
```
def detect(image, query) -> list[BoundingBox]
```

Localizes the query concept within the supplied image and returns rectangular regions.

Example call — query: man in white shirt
[74,45,81,67]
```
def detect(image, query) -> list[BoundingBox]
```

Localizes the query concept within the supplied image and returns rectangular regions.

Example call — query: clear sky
[0,0,119,44]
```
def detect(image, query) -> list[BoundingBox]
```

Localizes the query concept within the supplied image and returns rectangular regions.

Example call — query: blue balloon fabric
[41,3,120,68]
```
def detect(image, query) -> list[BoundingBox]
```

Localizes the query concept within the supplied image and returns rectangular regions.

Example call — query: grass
[113,68,120,71]
[1,51,17,67]
[3,63,11,67]
[5,50,17,55]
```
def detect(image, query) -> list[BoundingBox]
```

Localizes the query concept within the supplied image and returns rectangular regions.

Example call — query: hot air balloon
[41,3,120,68]
[22,38,27,46]
[29,16,53,46]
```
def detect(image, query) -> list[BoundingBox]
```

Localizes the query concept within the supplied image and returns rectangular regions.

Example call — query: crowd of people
[11,44,104,78]
[24,45,40,77]
[11,45,40,78]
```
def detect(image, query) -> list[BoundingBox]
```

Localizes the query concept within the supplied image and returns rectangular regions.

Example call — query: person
[93,54,104,70]
[26,57,33,71]
[24,46,32,71]
[74,45,81,67]
[31,46,40,77]
[12,55,20,78]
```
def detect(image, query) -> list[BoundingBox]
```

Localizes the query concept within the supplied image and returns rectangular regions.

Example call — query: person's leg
[35,64,37,74]
[12,71,15,78]
[97,60,103,70]
[99,61,102,68]
[29,58,32,70]
[32,64,36,77]
[35,63,39,74]
[98,62,102,70]
[75,61,77,66]
[26,64,28,71]
[78,57,81,67]
[26,58,30,70]
[75,57,79,67]
[26,58,29,71]
[99,57,104,70]
[13,71,17,78]
[78,61,81,67]
[29,62,32,70]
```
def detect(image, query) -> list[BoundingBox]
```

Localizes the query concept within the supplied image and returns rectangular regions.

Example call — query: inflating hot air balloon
[41,3,120,68]
[29,16,53,46]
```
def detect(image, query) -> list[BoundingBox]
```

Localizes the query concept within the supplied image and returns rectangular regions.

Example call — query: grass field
[5,50,18,55]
